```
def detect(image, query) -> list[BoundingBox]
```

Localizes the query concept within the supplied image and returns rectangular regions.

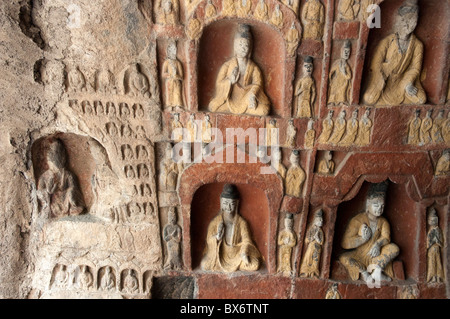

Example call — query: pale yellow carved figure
[266,119,279,147]
[325,283,342,299]
[171,113,183,143]
[356,109,373,146]
[282,0,300,15]
[156,0,180,25]
[205,0,217,20]
[339,182,400,283]
[300,209,324,278]
[318,151,335,175]
[328,41,352,106]
[285,150,306,198]
[272,149,287,179]
[363,1,426,106]
[209,25,270,116]
[286,23,300,58]
[277,214,297,275]
[328,110,347,145]
[361,0,376,22]
[237,0,252,18]
[187,18,202,39]
[202,114,213,144]
[162,42,184,110]
[295,56,316,118]
[160,144,179,191]
[270,4,284,29]
[339,0,360,21]
[187,114,198,143]
[340,110,359,146]
[304,119,316,149]
[222,0,236,16]
[254,0,269,21]
[286,120,297,148]
[302,0,325,40]
[420,109,433,145]
[201,184,261,272]
[435,150,449,176]
[431,110,445,144]
[318,110,334,143]
[426,208,445,283]
[407,109,421,145]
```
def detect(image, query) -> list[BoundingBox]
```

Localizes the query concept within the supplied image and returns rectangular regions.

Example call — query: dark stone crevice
[18,0,45,50]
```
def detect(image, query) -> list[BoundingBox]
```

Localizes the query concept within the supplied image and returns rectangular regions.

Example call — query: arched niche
[360,0,450,105]
[331,180,420,282]
[190,182,270,271]
[197,19,287,116]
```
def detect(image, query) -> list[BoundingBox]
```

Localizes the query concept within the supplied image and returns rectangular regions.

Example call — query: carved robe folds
[208,58,270,116]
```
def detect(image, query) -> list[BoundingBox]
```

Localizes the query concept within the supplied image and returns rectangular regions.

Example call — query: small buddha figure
[82,101,94,115]
[128,63,151,98]
[328,110,347,145]
[285,119,297,148]
[122,124,134,139]
[237,0,252,18]
[120,103,131,119]
[285,150,306,198]
[67,66,87,93]
[187,113,198,143]
[202,114,213,144]
[160,144,179,191]
[123,269,139,294]
[266,119,279,147]
[356,108,373,146]
[338,0,360,21]
[339,181,400,283]
[208,24,271,116]
[270,4,284,29]
[304,119,316,149]
[318,110,334,143]
[435,150,449,176]
[286,23,300,57]
[363,0,427,106]
[156,0,179,25]
[79,265,93,290]
[138,164,150,179]
[420,109,433,145]
[281,0,300,15]
[171,113,184,143]
[295,56,316,119]
[407,109,421,145]
[201,184,261,272]
[328,40,352,107]
[163,207,183,270]
[37,139,86,218]
[300,209,324,278]
[431,109,445,144]
[325,283,342,299]
[96,67,116,94]
[277,214,297,275]
[205,0,217,20]
[340,109,359,146]
[162,41,184,110]
[272,148,287,179]
[107,102,117,118]
[100,266,116,291]
[302,0,325,41]
[122,145,134,160]
[222,0,236,16]
[53,264,69,289]
[254,0,269,21]
[318,150,335,175]
[426,208,444,283]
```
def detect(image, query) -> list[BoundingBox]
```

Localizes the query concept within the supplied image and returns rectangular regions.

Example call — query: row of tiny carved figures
[407,109,450,146]
[69,100,146,119]
[119,144,150,162]
[103,122,148,140]
[110,201,157,224]
[51,264,153,295]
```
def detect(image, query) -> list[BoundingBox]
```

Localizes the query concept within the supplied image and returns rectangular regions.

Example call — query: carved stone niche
[331,181,420,283]
[197,20,287,117]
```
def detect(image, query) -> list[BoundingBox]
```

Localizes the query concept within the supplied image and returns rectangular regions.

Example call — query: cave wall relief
[25,0,450,299]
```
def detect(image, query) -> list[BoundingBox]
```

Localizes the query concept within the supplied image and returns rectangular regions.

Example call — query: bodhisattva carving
[407,109,421,145]
[302,0,325,41]
[123,269,139,294]
[201,184,261,272]
[340,109,359,146]
[254,0,269,21]
[305,119,316,149]
[431,110,445,144]
[318,150,335,175]
[426,208,445,283]
[205,0,217,20]
[281,0,300,15]
[435,150,449,176]
[356,108,373,146]
[162,41,184,111]
[202,114,213,144]
[339,181,400,283]
[325,283,342,299]
[294,56,316,118]
[37,139,86,218]
[160,144,179,191]
[285,150,306,198]
[338,0,360,21]
[208,24,271,116]
[100,266,116,291]
[277,213,297,275]
[266,119,279,147]
[67,66,87,93]
[163,207,183,270]
[222,0,236,16]
[420,109,433,145]
[187,113,198,143]
[300,209,324,278]
[155,0,180,25]
[318,110,334,144]
[272,148,287,179]
[328,110,347,145]
[237,0,252,18]
[286,119,297,148]
[270,4,284,29]
[286,23,300,58]
[363,0,427,106]
[328,41,352,107]
[171,113,183,143]
[128,64,151,98]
